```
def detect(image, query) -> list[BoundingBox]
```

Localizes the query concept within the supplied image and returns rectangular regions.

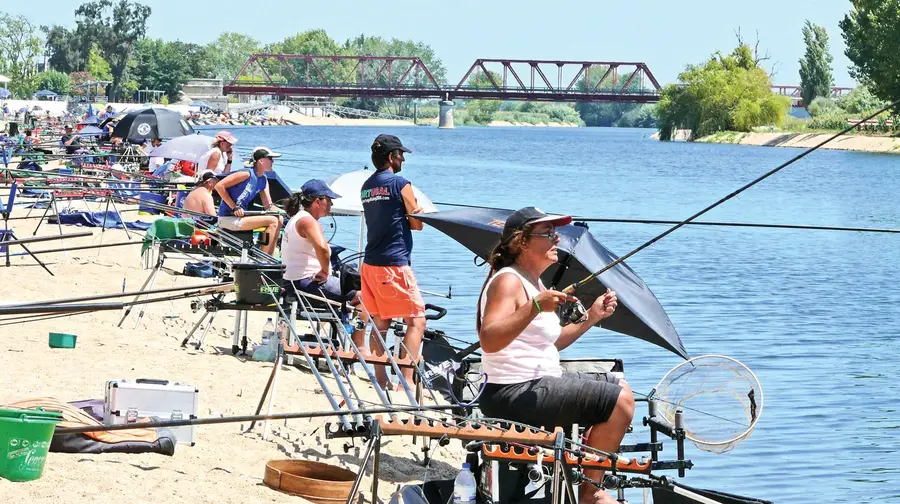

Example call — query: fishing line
[564,97,900,294]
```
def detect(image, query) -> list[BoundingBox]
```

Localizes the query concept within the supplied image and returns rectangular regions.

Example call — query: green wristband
[532,297,542,314]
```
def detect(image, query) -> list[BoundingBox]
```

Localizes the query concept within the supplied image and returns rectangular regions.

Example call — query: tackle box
[104,379,200,446]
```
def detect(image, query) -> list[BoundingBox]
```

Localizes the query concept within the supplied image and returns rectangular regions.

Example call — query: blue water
[210,125,900,502]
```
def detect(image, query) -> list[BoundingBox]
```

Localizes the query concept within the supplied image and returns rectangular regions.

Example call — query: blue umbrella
[78,126,104,137]
[0,89,10,99]
[79,116,101,126]
[34,89,58,98]
[189,101,211,109]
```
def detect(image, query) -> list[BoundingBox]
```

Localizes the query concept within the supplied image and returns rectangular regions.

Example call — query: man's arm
[214,171,250,211]
[400,183,424,231]
[201,193,216,216]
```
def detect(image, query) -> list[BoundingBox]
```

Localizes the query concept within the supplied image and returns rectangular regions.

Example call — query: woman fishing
[477,207,634,504]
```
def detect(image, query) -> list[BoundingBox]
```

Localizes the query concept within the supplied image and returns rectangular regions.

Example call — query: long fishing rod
[563,98,900,294]
[53,404,458,436]
[434,201,900,235]
[13,282,231,307]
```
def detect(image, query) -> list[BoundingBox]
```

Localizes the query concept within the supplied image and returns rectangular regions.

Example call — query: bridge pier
[438,100,454,129]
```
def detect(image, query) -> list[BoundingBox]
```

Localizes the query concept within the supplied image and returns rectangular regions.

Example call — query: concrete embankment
[652,129,900,154]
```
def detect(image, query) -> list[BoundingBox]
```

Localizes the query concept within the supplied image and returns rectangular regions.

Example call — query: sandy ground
[682,130,900,153]
[0,200,464,503]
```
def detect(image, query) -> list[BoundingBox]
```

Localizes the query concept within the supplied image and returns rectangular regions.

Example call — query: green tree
[74,0,151,101]
[0,12,42,97]
[87,44,112,81]
[130,38,191,101]
[836,85,886,114]
[463,69,502,124]
[171,41,213,79]
[42,25,86,73]
[206,32,260,82]
[656,44,791,140]
[799,20,834,107]
[37,70,72,95]
[806,96,840,117]
[840,1,900,106]
[574,67,646,127]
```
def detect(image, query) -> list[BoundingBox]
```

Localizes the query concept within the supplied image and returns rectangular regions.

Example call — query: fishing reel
[560,299,589,326]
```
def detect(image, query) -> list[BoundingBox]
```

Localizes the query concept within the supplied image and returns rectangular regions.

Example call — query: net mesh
[653,355,763,454]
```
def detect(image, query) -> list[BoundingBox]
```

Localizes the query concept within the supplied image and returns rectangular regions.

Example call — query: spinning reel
[560,299,589,326]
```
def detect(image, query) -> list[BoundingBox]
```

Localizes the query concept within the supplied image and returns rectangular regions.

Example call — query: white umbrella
[326,168,437,254]
[326,168,437,216]
[150,134,215,163]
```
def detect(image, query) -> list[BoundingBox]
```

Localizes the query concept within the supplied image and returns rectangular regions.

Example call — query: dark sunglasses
[531,230,560,241]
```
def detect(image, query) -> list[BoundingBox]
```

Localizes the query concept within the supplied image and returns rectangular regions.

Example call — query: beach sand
[0,202,464,503]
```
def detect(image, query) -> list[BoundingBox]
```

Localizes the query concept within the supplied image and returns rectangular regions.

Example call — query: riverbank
[696,130,900,153]
[0,201,463,503]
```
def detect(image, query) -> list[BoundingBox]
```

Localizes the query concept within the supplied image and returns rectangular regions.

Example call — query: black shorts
[478,372,623,429]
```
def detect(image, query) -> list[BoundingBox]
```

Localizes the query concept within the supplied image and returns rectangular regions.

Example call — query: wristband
[532,297,542,314]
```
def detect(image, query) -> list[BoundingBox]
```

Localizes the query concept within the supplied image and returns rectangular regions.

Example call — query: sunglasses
[531,230,560,241]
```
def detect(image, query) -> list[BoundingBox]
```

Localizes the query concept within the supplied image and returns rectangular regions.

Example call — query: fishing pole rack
[322,395,696,504]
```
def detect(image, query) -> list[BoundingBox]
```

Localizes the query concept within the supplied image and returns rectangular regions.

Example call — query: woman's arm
[296,216,331,279]
[555,291,617,351]
[207,150,221,171]
[480,275,571,353]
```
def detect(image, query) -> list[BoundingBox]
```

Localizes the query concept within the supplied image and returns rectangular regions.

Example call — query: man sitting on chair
[183,172,218,217]
[214,146,282,255]
[282,179,370,353]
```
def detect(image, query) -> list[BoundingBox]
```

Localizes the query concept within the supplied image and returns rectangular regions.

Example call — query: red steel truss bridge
[222,55,663,103]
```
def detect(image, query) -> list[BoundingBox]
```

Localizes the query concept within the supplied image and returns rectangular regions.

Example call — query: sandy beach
[694,131,900,153]
[0,201,464,503]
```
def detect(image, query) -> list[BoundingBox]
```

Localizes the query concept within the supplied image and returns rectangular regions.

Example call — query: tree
[206,32,260,82]
[798,21,834,107]
[130,38,191,101]
[840,1,900,106]
[87,44,112,81]
[43,25,86,73]
[656,44,791,140]
[74,0,151,101]
[170,41,213,79]
[464,69,503,123]
[0,12,42,96]
[836,85,886,114]
[574,67,645,127]
[37,70,72,95]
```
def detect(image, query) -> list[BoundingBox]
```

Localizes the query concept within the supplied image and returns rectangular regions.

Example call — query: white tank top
[479,267,562,384]
[282,210,323,281]
[197,146,226,175]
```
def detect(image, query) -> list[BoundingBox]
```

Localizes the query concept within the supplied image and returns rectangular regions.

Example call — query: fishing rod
[13,282,231,307]
[562,98,900,295]
[53,404,458,436]
[434,201,900,235]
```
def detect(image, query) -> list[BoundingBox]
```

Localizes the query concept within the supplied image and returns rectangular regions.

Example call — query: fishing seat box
[104,379,200,446]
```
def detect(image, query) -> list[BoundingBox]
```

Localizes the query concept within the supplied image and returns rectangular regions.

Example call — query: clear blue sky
[8,0,857,87]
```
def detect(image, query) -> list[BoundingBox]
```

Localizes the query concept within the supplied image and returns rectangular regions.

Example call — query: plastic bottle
[261,318,276,348]
[452,463,477,504]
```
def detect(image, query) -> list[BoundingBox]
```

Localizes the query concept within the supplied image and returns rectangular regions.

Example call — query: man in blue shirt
[215,146,283,255]
[360,134,426,390]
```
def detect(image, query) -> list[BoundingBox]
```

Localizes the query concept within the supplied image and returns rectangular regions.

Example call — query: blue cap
[301,179,341,199]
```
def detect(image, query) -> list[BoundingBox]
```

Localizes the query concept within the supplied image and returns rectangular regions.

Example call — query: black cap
[372,134,411,156]
[244,146,282,166]
[199,171,217,183]
[501,207,573,241]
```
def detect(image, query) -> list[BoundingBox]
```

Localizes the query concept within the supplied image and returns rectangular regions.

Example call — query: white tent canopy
[0,75,10,84]
[326,168,437,217]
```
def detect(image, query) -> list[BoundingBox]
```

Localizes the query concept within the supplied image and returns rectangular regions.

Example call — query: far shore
[652,130,900,154]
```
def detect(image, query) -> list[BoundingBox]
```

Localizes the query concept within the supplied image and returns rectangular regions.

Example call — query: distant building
[181,79,228,111]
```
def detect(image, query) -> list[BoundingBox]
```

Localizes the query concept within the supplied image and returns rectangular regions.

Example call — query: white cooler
[104,378,200,446]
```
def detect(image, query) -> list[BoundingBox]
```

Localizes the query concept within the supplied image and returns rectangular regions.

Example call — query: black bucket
[232,263,285,305]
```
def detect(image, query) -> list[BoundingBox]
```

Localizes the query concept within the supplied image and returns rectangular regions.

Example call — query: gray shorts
[479,372,623,428]
[217,216,244,231]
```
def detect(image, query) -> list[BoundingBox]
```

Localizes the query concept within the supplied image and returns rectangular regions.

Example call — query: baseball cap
[371,134,411,156]
[245,146,282,166]
[300,179,341,199]
[501,207,573,241]
[199,171,217,183]
[215,131,238,144]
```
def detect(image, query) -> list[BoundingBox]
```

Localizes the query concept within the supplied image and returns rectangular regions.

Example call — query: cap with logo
[300,179,342,200]
[501,206,573,241]
[245,146,282,166]
[371,134,412,156]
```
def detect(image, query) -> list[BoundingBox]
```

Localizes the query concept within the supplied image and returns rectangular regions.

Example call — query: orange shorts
[360,263,426,319]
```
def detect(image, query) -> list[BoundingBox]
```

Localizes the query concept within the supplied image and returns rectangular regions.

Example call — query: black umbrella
[112,108,194,142]
[416,208,689,359]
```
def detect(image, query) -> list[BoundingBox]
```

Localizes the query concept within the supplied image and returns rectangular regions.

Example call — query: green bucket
[0,408,63,482]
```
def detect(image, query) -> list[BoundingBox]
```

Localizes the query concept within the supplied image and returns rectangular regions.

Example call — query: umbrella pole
[358,214,365,259]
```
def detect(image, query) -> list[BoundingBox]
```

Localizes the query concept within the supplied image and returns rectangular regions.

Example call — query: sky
[7,0,858,87]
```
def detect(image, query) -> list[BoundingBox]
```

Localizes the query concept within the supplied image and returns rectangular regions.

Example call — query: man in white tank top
[282,179,370,353]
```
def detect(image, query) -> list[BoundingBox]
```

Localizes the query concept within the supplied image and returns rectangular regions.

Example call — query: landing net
[652,354,763,454]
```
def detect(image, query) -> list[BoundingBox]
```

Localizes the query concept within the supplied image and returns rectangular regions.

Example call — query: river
[203,125,900,502]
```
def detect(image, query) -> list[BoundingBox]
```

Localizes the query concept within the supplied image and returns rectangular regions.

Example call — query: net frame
[652,354,763,454]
